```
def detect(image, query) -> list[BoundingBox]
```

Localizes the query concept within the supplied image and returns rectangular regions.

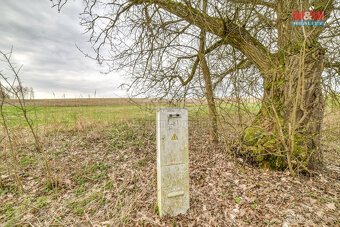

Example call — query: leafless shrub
[0,48,56,189]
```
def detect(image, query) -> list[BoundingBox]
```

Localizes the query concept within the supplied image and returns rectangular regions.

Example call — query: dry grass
[3,98,206,107]
[0,105,339,226]
[4,98,160,107]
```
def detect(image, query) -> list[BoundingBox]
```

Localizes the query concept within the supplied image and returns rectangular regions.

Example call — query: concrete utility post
[156,108,189,217]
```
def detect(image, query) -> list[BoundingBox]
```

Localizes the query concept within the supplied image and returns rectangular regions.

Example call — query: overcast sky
[0,0,127,99]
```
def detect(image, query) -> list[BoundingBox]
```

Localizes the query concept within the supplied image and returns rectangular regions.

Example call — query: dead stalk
[0,49,56,187]
[0,93,24,190]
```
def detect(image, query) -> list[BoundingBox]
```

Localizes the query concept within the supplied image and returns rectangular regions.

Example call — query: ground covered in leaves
[0,118,339,226]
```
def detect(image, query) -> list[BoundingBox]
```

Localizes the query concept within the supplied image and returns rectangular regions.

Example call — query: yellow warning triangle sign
[171,134,178,140]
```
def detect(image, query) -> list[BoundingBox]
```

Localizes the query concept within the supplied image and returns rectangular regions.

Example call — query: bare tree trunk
[284,48,324,170]
[240,0,327,172]
[199,53,219,144]
[198,0,218,144]
[243,47,324,172]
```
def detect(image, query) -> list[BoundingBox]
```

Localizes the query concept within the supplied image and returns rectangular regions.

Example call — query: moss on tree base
[242,126,310,171]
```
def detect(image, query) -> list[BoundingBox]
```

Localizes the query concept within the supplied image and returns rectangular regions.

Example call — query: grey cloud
[0,0,125,98]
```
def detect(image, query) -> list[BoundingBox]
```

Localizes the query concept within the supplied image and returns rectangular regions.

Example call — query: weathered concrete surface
[157,108,189,217]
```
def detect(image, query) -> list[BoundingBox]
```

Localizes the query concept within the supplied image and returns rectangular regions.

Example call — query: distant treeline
[0,86,34,99]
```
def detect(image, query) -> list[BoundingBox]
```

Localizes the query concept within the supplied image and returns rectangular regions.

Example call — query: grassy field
[0,99,339,226]
[2,105,155,127]
[1,99,261,128]
[4,98,169,107]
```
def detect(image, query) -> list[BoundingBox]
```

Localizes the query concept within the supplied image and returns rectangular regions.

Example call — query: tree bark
[198,0,218,144]
[244,48,324,171]
[284,48,325,171]
[199,50,219,144]
[242,0,326,171]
